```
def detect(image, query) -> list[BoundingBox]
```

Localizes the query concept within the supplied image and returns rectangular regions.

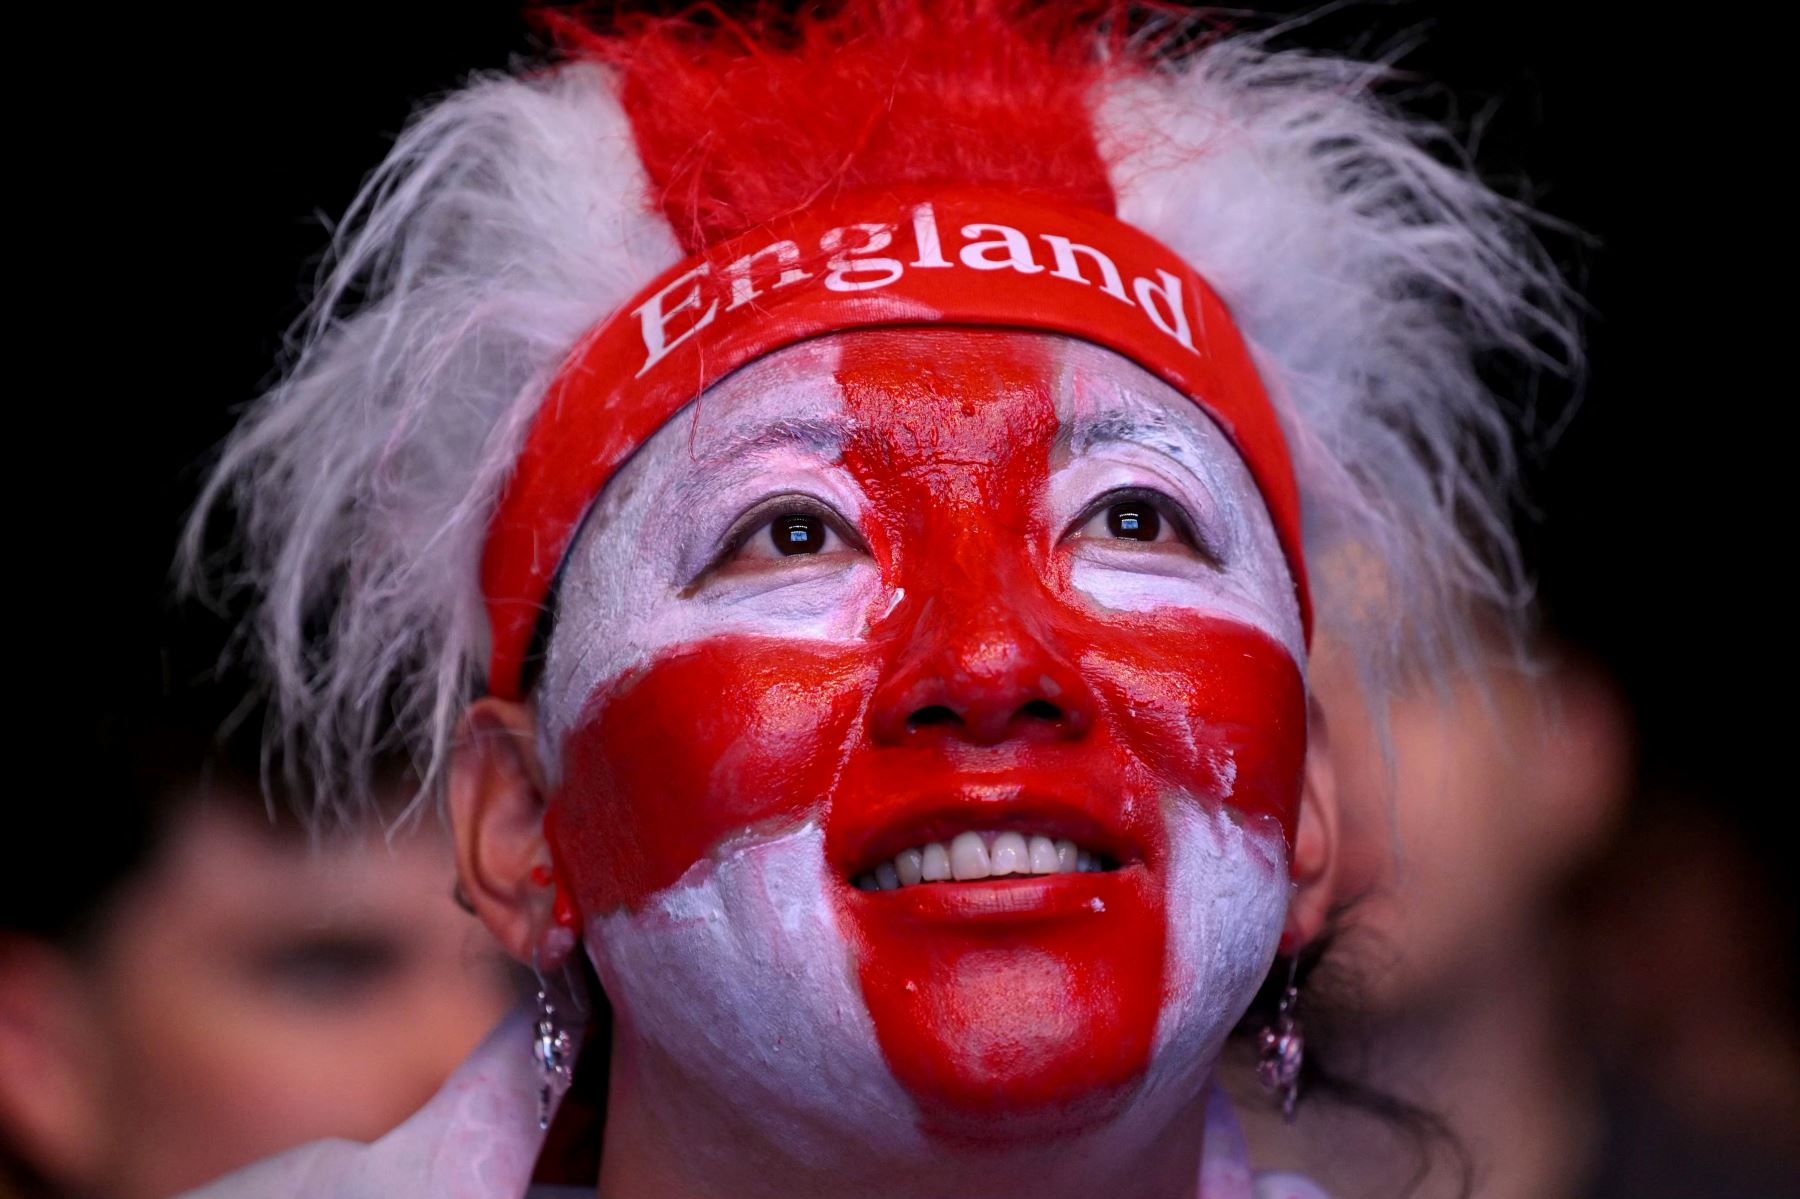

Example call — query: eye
[1066,487,1200,551]
[715,495,864,569]
[249,930,405,1009]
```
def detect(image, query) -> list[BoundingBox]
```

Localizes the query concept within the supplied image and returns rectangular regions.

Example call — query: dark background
[69,1,1775,814]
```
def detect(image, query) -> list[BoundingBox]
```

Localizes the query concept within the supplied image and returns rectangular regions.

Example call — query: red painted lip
[847,864,1144,925]
[829,778,1152,880]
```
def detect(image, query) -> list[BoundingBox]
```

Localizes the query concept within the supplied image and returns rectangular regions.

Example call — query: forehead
[670,327,1249,474]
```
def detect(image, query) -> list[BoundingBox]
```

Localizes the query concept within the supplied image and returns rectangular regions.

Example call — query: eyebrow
[683,414,850,471]
[1057,408,1184,457]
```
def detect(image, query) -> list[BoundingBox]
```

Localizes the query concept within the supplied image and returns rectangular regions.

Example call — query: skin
[0,801,518,1199]
[1239,635,1632,1199]
[453,329,1340,1199]
[1318,639,1626,1011]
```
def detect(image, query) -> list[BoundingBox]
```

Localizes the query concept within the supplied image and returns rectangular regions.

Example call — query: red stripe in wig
[551,1,1125,252]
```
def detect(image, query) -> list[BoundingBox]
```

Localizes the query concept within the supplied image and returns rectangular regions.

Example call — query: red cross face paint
[541,330,1304,1156]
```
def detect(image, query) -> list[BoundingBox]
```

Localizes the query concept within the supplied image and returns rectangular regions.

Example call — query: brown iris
[1105,502,1161,541]
[772,513,827,555]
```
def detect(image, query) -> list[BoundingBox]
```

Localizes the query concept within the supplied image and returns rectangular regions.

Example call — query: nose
[868,591,1096,746]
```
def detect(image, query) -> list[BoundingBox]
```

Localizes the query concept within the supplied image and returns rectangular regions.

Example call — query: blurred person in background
[0,696,521,1199]
[1233,618,1800,1198]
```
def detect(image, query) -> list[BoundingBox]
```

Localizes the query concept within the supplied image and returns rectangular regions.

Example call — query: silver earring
[1257,955,1304,1122]
[533,971,574,1131]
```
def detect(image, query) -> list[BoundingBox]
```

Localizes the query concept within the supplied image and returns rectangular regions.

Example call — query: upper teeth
[853,830,1108,891]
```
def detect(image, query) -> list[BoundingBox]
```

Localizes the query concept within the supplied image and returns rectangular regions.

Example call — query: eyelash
[1063,486,1221,562]
[701,493,865,573]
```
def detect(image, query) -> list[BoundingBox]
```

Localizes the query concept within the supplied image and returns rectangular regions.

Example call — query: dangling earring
[1257,955,1304,1122]
[533,965,575,1131]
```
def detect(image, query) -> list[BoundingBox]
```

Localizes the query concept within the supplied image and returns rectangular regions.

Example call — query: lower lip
[845,865,1141,925]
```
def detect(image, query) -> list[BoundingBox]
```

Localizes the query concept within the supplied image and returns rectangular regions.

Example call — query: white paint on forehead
[585,822,928,1170]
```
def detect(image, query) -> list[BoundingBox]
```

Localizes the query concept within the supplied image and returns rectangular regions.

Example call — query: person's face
[1314,634,1628,1011]
[539,329,1308,1138]
[47,804,517,1199]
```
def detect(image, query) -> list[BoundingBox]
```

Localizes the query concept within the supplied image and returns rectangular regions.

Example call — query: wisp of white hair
[183,36,1576,829]
[1103,32,1578,693]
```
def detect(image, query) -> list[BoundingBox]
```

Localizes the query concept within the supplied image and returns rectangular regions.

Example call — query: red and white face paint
[536,328,1304,1160]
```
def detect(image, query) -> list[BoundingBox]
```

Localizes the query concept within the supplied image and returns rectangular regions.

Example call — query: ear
[0,936,104,1191]
[448,698,576,969]
[1280,696,1341,955]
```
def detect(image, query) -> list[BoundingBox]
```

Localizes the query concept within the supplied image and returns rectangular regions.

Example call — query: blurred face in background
[1310,631,1630,1011]
[0,796,518,1199]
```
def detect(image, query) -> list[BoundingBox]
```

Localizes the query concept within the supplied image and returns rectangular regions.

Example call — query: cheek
[1154,802,1289,1066]
[1083,613,1307,845]
[549,635,880,914]
[586,824,924,1159]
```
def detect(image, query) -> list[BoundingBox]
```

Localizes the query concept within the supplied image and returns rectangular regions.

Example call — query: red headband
[481,187,1310,699]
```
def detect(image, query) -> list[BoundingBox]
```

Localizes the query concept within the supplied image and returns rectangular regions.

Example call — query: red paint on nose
[852,333,1097,750]
[867,572,1097,746]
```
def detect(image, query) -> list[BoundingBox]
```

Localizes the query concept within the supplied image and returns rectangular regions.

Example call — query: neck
[1244,924,1598,1199]
[595,1030,1220,1199]
[1406,936,1596,1199]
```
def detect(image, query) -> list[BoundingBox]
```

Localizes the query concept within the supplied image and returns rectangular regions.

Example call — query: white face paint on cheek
[585,823,925,1159]
[1150,802,1287,1072]
[537,345,924,1160]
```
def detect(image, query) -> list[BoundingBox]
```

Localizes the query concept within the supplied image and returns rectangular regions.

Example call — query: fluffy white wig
[184,24,1576,827]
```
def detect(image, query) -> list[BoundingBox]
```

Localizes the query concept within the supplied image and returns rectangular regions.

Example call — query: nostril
[1017,699,1064,723]
[906,705,961,732]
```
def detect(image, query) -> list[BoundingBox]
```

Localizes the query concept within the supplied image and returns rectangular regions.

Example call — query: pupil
[772,514,825,555]
[1107,502,1159,541]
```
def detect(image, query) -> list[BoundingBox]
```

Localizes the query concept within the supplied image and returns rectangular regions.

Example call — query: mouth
[833,783,1149,908]
[851,828,1121,891]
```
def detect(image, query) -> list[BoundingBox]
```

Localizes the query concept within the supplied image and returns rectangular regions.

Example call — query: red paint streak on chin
[832,624,1299,1127]
[844,858,1164,1127]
